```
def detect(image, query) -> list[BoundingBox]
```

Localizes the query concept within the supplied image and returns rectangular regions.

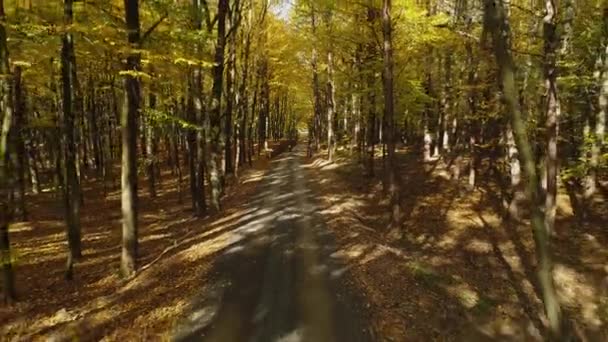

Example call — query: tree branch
[140,12,169,45]
[200,0,217,32]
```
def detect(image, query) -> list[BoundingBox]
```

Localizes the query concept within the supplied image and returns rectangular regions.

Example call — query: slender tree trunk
[120,0,141,278]
[225,1,240,175]
[238,16,251,167]
[382,0,400,234]
[0,0,16,302]
[61,0,82,279]
[423,53,433,162]
[310,6,321,152]
[12,66,26,220]
[585,7,607,203]
[367,71,376,177]
[190,0,207,216]
[442,52,452,153]
[206,0,229,212]
[505,124,524,219]
[327,49,336,161]
[484,0,562,336]
[466,36,478,189]
[543,0,560,236]
[259,58,269,153]
[146,91,157,198]
[187,76,198,211]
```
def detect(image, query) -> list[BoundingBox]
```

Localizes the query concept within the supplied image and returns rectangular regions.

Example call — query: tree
[61,0,82,280]
[206,0,230,212]
[120,0,142,278]
[483,0,562,336]
[190,0,207,217]
[543,0,560,236]
[0,0,16,303]
[382,0,400,235]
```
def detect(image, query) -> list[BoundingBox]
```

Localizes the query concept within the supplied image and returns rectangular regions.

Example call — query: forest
[0,0,607,340]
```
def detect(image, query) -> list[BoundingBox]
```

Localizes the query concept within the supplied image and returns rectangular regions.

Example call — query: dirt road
[173,144,371,342]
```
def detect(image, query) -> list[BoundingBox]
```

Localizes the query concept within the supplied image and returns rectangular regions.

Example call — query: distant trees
[0,0,300,295]
[0,5,604,336]
[293,0,607,338]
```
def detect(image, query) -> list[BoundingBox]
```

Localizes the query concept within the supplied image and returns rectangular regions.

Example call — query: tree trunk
[238,13,251,168]
[259,58,269,153]
[310,6,321,152]
[192,63,206,216]
[120,0,141,278]
[146,91,157,198]
[543,0,560,236]
[225,1,240,175]
[367,78,376,177]
[382,0,400,234]
[12,66,26,220]
[327,50,336,161]
[442,52,452,153]
[484,0,562,336]
[206,0,229,212]
[585,6,607,203]
[61,0,82,279]
[0,0,16,303]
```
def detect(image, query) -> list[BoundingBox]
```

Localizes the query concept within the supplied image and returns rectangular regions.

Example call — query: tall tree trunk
[206,0,229,212]
[187,75,198,212]
[441,52,452,153]
[367,74,376,177]
[225,0,240,175]
[120,0,141,278]
[310,6,321,152]
[543,0,560,236]
[465,34,478,189]
[259,58,269,153]
[146,91,157,198]
[382,0,400,235]
[585,6,607,203]
[194,71,206,216]
[12,66,26,220]
[61,0,82,279]
[0,0,16,303]
[189,0,207,216]
[238,13,252,167]
[484,0,562,336]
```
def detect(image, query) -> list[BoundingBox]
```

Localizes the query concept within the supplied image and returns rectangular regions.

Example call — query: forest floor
[0,140,302,340]
[305,145,608,341]
[2,140,607,341]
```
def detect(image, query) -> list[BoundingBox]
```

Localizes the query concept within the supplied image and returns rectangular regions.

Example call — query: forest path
[173,143,370,342]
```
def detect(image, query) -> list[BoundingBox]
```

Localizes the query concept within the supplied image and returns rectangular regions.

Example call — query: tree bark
[146,91,157,198]
[310,5,321,152]
[225,0,240,175]
[120,0,141,278]
[191,0,207,216]
[0,0,16,303]
[327,50,335,161]
[61,0,82,279]
[12,66,26,220]
[543,0,560,236]
[382,0,401,234]
[585,6,607,203]
[206,0,229,212]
